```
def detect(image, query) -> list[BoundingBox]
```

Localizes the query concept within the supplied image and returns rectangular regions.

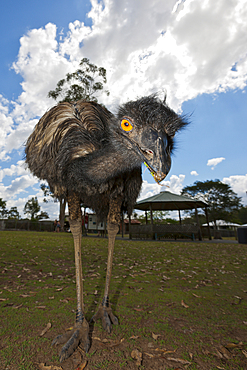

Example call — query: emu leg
[52,193,89,362]
[92,197,121,332]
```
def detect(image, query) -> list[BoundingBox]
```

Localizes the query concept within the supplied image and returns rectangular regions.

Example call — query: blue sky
[0,0,247,219]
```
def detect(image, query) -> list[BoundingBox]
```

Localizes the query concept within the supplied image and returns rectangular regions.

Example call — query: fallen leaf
[181,300,189,308]
[56,287,64,291]
[40,322,52,337]
[66,326,74,331]
[225,341,243,349]
[35,306,46,309]
[242,350,247,358]
[131,349,142,366]
[0,298,7,301]
[167,357,191,365]
[130,335,139,340]
[155,349,176,355]
[134,308,143,312]
[152,332,161,340]
[13,304,23,309]
[192,293,201,298]
[144,352,154,358]
[92,336,101,341]
[75,360,87,370]
[234,295,242,300]
[218,345,231,359]
[214,349,224,359]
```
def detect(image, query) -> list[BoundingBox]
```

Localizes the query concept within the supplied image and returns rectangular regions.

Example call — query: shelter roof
[135,190,208,211]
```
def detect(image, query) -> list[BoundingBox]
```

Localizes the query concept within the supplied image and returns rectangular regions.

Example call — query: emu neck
[85,144,140,183]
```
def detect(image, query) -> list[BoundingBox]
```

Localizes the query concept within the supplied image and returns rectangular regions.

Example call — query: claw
[52,320,89,362]
[92,304,118,333]
[103,309,112,333]
[52,332,72,346]
[59,328,81,362]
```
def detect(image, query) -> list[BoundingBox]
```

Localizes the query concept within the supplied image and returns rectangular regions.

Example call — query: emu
[25,95,187,362]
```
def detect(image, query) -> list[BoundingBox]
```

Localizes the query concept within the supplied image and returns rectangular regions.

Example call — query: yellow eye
[121,119,133,132]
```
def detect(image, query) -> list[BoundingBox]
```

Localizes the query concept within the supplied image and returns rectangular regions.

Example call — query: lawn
[0,231,246,370]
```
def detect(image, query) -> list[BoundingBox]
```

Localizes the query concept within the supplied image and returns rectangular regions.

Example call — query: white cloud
[0,0,247,219]
[222,174,247,205]
[139,174,185,201]
[207,157,225,170]
[191,170,198,176]
[0,160,26,182]
[0,169,60,219]
[0,0,245,158]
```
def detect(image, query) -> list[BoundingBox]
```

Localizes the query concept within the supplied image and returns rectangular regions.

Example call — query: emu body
[25,95,187,361]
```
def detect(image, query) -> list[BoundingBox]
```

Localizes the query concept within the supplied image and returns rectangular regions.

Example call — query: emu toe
[52,320,89,362]
[91,305,118,333]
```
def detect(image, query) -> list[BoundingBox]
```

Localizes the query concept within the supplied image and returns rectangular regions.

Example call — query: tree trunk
[59,197,66,232]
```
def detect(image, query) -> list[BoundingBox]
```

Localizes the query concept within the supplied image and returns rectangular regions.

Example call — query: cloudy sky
[0,0,247,219]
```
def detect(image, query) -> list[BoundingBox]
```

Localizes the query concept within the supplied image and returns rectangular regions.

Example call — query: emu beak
[140,132,171,183]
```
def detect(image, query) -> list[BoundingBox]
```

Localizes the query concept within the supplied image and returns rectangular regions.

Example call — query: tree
[40,183,54,203]
[24,197,40,219]
[181,179,242,228]
[238,206,247,224]
[0,199,8,219]
[47,57,110,103]
[8,207,20,220]
[41,183,66,231]
[137,210,170,224]
[23,197,48,220]
[37,211,49,220]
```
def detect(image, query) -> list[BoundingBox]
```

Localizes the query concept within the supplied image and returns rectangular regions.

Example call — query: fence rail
[130,224,199,240]
[0,220,54,232]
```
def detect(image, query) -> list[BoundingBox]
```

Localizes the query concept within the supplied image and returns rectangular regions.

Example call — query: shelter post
[150,204,154,239]
[205,207,211,240]
[145,211,148,225]
[195,205,202,241]
[178,210,182,225]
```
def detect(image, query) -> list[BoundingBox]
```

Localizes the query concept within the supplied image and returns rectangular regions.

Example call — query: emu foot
[91,305,118,333]
[52,320,89,362]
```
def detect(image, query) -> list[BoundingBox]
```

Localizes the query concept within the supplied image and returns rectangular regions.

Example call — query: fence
[201,227,237,239]
[130,223,200,240]
[0,219,54,232]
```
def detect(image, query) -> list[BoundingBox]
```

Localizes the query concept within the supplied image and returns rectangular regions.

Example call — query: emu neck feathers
[66,140,141,187]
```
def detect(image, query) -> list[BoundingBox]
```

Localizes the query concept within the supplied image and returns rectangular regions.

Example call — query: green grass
[0,231,247,369]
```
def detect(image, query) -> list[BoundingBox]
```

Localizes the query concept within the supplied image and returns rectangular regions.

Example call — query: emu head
[114,95,188,183]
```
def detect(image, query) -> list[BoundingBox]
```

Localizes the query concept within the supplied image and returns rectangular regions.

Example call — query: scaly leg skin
[52,194,90,362]
[92,197,122,333]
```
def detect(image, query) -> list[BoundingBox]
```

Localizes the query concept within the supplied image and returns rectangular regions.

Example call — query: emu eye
[121,118,133,132]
